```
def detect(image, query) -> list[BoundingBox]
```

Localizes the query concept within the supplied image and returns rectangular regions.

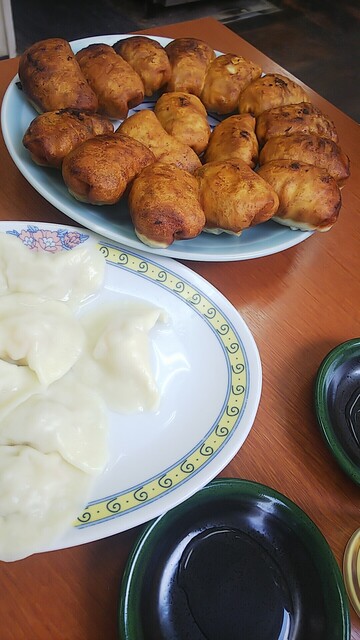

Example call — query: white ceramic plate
[0,221,262,552]
[1,34,313,262]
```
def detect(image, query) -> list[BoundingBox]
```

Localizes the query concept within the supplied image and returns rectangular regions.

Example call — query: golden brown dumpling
[18,38,98,114]
[154,92,210,155]
[128,162,205,248]
[113,36,171,97]
[165,38,216,96]
[257,159,341,231]
[239,73,310,118]
[259,133,350,186]
[62,133,155,205]
[256,102,339,147]
[195,159,279,235]
[201,54,262,115]
[118,109,202,173]
[76,43,144,119]
[204,114,258,168]
[22,108,114,168]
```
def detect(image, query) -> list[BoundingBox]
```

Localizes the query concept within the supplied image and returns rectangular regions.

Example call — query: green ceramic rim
[118,478,350,640]
[314,338,360,485]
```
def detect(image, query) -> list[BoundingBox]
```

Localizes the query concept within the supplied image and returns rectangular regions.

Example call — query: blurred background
[5,0,360,121]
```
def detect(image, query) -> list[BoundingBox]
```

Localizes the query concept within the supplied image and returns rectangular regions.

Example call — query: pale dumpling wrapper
[0,359,42,422]
[0,374,108,474]
[0,445,93,562]
[75,301,165,413]
[0,293,85,386]
[0,233,105,305]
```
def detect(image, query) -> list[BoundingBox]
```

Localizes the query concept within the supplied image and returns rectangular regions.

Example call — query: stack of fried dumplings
[19,35,350,248]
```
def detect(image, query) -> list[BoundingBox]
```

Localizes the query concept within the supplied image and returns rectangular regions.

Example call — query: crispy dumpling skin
[201,54,262,115]
[259,133,350,186]
[256,102,339,147]
[76,43,144,119]
[165,38,216,96]
[195,159,279,235]
[128,162,205,248]
[118,109,202,173]
[239,73,310,117]
[154,92,210,155]
[22,108,114,168]
[113,36,171,97]
[18,38,98,114]
[62,133,155,205]
[257,159,341,231]
[204,114,259,168]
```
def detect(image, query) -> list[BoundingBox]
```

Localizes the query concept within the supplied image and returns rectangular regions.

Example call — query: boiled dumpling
[0,233,105,305]
[0,374,108,474]
[0,359,42,422]
[0,445,93,562]
[75,301,165,413]
[0,293,85,386]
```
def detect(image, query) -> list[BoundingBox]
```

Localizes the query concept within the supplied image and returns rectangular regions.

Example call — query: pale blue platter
[1,34,313,262]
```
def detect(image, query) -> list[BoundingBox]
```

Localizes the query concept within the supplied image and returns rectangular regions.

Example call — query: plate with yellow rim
[1,34,313,262]
[0,221,261,553]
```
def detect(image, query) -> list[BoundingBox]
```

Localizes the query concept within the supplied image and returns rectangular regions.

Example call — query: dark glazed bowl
[118,478,350,640]
[314,338,360,485]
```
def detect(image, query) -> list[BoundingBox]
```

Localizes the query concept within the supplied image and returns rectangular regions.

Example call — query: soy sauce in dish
[140,511,328,638]
[176,526,292,640]
[327,357,360,464]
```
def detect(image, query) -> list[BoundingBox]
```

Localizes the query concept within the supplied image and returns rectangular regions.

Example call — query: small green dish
[118,478,350,639]
[314,338,360,485]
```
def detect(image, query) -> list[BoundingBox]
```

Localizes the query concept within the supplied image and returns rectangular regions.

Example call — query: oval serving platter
[0,221,261,554]
[119,478,350,640]
[1,34,313,262]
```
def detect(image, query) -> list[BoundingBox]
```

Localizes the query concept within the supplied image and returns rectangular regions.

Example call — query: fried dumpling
[195,159,279,235]
[154,91,210,155]
[62,133,155,205]
[118,109,201,173]
[239,73,310,117]
[259,133,350,186]
[201,53,262,114]
[204,114,259,168]
[76,43,144,119]
[128,162,205,248]
[22,108,114,168]
[255,102,339,147]
[18,38,98,114]
[257,159,341,231]
[165,38,215,96]
[113,36,171,96]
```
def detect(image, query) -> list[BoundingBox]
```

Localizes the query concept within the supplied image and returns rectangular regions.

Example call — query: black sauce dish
[118,478,350,640]
[314,338,360,485]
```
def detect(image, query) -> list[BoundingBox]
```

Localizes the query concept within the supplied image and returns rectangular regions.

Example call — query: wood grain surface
[0,17,359,640]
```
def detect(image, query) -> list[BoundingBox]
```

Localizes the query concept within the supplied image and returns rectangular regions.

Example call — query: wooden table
[0,16,359,640]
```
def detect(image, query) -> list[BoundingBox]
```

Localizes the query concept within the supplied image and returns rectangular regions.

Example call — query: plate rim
[118,477,350,640]
[314,337,360,485]
[0,220,262,555]
[1,33,313,262]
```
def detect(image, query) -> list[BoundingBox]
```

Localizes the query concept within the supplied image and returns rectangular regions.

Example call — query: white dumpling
[0,233,105,305]
[76,301,165,413]
[0,293,85,386]
[0,359,42,422]
[0,374,108,474]
[0,445,92,562]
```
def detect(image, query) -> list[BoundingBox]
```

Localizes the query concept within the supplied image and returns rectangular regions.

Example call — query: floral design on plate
[7,225,89,252]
